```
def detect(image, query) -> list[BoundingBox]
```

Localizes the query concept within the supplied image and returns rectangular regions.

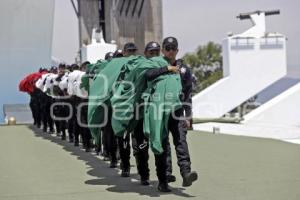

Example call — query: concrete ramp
[192,11,287,118]
[244,82,300,126]
[1,125,300,200]
[192,36,287,118]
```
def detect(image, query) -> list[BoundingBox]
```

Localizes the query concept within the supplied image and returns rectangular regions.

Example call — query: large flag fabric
[111,56,183,154]
[80,60,108,92]
[19,72,45,94]
[110,56,155,136]
[143,56,182,154]
[87,57,130,143]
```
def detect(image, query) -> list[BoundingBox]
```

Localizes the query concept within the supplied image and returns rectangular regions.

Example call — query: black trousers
[30,89,41,126]
[155,108,191,183]
[52,98,68,136]
[53,99,61,135]
[77,97,92,149]
[41,94,54,132]
[66,98,74,141]
[117,132,131,170]
[72,96,81,144]
[35,89,43,127]
[102,108,117,162]
[132,119,150,179]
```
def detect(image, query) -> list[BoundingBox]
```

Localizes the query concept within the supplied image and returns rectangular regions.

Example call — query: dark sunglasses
[148,50,160,55]
[126,49,137,53]
[164,46,177,52]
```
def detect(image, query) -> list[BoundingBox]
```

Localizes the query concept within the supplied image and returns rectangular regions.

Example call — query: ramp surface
[0,125,299,200]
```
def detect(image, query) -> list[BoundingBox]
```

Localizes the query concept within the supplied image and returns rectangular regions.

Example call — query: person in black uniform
[66,65,74,143]
[97,53,115,159]
[41,66,56,134]
[52,64,67,139]
[113,49,123,58]
[130,42,162,185]
[104,52,114,61]
[35,68,48,130]
[31,67,47,128]
[101,52,125,168]
[115,42,139,177]
[145,37,198,192]
[127,41,176,186]
[123,42,138,57]
[76,61,93,152]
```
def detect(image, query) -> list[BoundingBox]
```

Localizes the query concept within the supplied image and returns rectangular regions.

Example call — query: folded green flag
[110,56,183,154]
[87,57,130,143]
[143,56,182,154]
[111,56,155,136]
[81,60,107,92]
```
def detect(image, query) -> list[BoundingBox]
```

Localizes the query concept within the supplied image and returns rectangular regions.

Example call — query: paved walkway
[0,125,300,200]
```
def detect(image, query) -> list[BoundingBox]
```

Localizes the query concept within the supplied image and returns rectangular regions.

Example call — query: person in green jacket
[144,37,198,192]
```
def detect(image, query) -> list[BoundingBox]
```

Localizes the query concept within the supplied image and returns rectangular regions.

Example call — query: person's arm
[145,67,169,81]
[181,67,193,129]
[182,84,192,119]
[145,66,179,81]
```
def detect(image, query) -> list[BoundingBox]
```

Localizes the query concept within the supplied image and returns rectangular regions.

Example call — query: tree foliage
[183,41,223,94]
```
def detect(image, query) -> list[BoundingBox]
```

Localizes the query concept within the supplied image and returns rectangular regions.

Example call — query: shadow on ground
[27,125,195,198]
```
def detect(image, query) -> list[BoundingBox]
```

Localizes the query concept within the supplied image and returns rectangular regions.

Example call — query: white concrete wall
[0,0,55,122]
[244,82,300,126]
[192,36,287,118]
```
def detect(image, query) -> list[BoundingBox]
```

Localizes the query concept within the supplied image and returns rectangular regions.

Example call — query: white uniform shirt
[58,72,69,93]
[44,73,58,96]
[35,73,50,91]
[67,70,82,96]
[74,71,88,98]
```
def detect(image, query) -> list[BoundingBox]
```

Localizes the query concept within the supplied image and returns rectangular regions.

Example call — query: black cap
[145,41,161,51]
[50,66,58,73]
[114,49,123,58]
[123,42,138,51]
[58,63,66,69]
[162,37,178,48]
[39,67,48,72]
[105,52,114,60]
[71,64,79,70]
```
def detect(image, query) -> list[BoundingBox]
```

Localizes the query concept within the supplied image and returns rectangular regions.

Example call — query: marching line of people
[19,36,198,192]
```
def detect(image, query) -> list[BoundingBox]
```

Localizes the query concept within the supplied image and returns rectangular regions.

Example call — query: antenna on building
[236,10,280,20]
[235,10,281,38]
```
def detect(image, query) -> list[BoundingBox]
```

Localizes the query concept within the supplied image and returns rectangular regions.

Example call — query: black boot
[74,140,79,146]
[182,171,198,187]
[121,168,130,177]
[140,177,150,186]
[158,182,171,192]
[110,160,117,168]
[61,132,66,140]
[167,174,176,183]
